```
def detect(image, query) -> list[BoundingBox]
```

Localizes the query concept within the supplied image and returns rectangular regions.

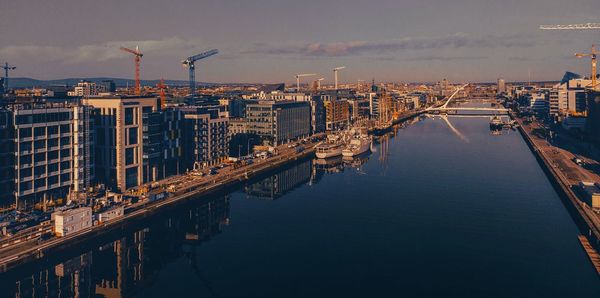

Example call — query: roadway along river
[1,113,600,297]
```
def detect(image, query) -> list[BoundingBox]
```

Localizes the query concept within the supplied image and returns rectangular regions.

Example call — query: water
[2,113,600,297]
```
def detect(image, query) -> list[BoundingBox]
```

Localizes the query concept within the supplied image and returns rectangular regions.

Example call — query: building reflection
[244,159,313,200]
[3,119,417,297]
[5,195,230,298]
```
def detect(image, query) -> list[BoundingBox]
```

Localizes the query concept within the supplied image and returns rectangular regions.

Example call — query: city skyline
[1,0,599,83]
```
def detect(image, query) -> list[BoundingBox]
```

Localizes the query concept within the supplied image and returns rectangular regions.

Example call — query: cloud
[0,37,207,64]
[244,33,535,57]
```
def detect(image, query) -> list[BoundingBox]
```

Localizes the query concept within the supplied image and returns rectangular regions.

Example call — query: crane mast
[575,45,598,91]
[182,49,218,100]
[120,46,143,95]
[2,62,16,94]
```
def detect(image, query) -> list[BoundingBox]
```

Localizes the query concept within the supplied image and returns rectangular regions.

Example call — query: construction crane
[156,79,167,108]
[333,66,346,90]
[540,23,600,30]
[120,46,143,95]
[317,78,325,90]
[575,45,598,91]
[182,49,218,99]
[2,62,16,94]
[295,73,316,91]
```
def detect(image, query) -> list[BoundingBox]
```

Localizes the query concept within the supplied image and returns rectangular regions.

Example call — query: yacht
[342,134,371,157]
[315,135,344,159]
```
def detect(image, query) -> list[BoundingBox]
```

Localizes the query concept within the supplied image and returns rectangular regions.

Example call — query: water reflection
[244,159,313,200]
[3,195,230,298]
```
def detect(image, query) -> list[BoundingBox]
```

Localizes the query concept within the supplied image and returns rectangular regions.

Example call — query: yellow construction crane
[575,45,598,91]
[540,23,600,30]
[540,23,600,91]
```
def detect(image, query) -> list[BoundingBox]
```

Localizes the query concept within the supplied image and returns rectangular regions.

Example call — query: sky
[1,0,599,84]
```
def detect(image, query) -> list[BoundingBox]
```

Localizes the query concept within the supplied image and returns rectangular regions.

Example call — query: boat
[489,115,503,130]
[342,134,371,157]
[315,135,344,159]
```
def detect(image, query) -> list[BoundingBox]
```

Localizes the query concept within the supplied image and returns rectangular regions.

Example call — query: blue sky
[1,0,599,83]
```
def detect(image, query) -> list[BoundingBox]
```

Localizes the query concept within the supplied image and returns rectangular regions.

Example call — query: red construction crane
[156,79,167,108]
[120,46,143,95]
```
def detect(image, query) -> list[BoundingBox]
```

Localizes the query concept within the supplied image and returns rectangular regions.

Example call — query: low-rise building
[97,205,124,223]
[53,207,92,237]
[579,181,600,209]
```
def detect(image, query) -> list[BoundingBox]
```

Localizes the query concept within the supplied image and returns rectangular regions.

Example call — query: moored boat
[342,134,371,157]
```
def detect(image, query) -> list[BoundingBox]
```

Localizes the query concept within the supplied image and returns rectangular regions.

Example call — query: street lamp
[247,138,254,157]
[238,144,242,158]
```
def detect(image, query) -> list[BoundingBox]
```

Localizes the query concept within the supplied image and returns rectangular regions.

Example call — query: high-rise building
[84,96,158,191]
[497,78,506,94]
[181,105,229,169]
[0,109,15,210]
[5,103,94,209]
[246,100,310,145]
[161,108,185,178]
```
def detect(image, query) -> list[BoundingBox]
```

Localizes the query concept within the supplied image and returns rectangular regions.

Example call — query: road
[516,115,600,239]
[0,137,323,271]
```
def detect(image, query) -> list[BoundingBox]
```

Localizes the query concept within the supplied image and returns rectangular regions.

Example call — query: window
[19,128,32,138]
[125,108,134,125]
[34,127,46,137]
[47,125,58,135]
[60,149,71,158]
[126,148,135,165]
[48,150,58,160]
[128,127,138,145]
[60,124,71,134]
[19,168,32,178]
[125,167,138,189]
[20,142,32,152]
[34,140,45,150]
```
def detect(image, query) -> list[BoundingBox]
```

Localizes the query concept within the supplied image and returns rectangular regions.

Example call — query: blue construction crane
[2,62,16,94]
[182,49,218,99]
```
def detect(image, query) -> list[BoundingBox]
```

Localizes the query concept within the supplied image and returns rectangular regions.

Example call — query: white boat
[315,135,344,159]
[342,134,371,157]
[316,143,344,159]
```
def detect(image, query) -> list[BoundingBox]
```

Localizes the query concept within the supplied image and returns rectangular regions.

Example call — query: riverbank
[0,108,428,273]
[513,113,600,244]
[0,141,318,273]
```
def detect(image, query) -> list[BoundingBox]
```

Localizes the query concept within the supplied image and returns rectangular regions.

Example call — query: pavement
[517,116,600,236]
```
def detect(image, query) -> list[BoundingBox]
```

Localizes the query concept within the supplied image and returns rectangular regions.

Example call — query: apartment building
[4,103,93,209]
[181,105,229,169]
[84,96,158,191]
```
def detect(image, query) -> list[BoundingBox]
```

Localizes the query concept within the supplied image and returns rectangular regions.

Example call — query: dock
[578,235,600,276]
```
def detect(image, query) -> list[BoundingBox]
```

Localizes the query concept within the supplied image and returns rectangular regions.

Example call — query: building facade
[323,96,350,131]
[6,103,94,209]
[85,96,158,191]
[181,105,229,169]
[246,100,310,145]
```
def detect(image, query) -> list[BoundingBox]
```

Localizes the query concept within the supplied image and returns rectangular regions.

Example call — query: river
[1,109,599,297]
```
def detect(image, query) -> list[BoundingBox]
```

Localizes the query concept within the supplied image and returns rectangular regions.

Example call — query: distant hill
[9,77,219,88]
